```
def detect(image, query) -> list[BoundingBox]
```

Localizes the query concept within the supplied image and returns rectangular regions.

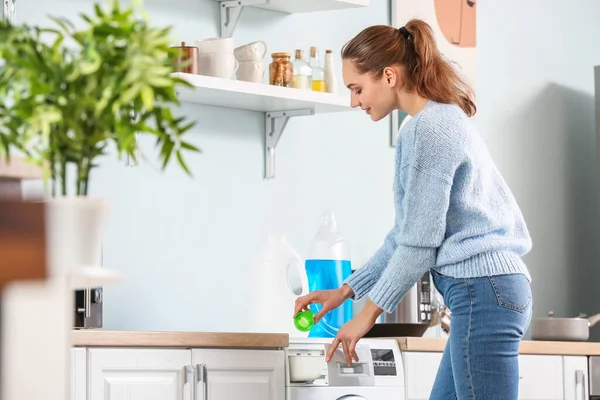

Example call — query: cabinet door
[88,348,192,400]
[191,349,285,400]
[563,356,588,400]
[403,351,443,400]
[404,352,566,400]
[518,355,564,399]
[71,348,87,400]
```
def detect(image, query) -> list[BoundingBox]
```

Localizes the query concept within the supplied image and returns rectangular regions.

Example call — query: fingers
[326,337,359,366]
[294,292,318,315]
[349,339,359,363]
[341,340,352,366]
[326,338,340,362]
[314,303,330,323]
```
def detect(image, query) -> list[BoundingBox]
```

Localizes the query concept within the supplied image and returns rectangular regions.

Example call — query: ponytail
[341,19,476,117]
[405,19,476,117]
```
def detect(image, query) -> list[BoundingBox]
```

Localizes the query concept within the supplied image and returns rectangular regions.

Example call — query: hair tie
[399,26,411,40]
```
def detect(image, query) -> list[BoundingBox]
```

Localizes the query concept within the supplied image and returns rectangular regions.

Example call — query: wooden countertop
[0,157,43,180]
[72,330,289,349]
[395,337,600,356]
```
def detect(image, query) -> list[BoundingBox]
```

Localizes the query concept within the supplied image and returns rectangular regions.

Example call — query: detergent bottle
[305,211,353,337]
[249,236,309,337]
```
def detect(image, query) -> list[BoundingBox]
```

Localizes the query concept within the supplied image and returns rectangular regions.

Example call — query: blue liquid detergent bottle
[305,211,353,338]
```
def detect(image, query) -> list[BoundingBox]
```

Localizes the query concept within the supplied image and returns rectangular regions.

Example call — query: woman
[294,19,533,399]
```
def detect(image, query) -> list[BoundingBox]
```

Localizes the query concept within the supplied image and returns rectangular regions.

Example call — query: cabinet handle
[196,363,208,400]
[576,369,586,400]
[185,365,196,400]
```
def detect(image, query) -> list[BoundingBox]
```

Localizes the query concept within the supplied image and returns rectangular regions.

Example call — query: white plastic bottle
[249,236,309,337]
[304,211,353,337]
[323,49,337,94]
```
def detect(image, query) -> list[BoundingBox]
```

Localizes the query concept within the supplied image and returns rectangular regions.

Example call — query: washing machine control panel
[286,338,405,389]
[371,348,398,376]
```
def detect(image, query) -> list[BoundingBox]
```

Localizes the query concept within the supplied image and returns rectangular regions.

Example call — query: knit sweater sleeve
[342,223,399,299]
[368,164,453,313]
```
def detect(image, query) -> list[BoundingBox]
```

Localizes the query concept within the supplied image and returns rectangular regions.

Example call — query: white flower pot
[45,196,109,275]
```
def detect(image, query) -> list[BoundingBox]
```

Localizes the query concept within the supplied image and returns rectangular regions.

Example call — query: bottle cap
[293,309,315,332]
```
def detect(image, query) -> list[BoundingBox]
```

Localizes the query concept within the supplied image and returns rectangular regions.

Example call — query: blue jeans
[429,268,533,400]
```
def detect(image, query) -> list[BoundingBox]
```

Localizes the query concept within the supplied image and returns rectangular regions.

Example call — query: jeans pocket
[488,274,532,314]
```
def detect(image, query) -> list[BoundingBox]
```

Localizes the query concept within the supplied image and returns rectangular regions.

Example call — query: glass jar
[269,52,294,87]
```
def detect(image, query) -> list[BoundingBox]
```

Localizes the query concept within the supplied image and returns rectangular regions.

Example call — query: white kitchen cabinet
[82,347,285,400]
[402,352,567,400]
[563,356,588,400]
[403,351,443,400]
[87,348,192,400]
[518,355,564,399]
[191,349,285,400]
[71,348,87,400]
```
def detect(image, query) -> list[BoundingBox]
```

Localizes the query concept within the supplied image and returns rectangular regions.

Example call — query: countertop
[395,337,600,356]
[0,157,43,180]
[72,330,289,349]
[71,331,600,356]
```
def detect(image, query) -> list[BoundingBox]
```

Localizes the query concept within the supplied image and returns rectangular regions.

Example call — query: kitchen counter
[72,330,289,349]
[71,331,600,355]
[0,157,43,180]
[395,337,600,356]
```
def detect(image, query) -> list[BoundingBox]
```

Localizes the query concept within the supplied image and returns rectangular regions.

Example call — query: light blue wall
[22,0,395,331]
[477,0,600,340]
[19,0,600,338]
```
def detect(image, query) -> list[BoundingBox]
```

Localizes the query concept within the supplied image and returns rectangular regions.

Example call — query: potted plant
[0,0,199,273]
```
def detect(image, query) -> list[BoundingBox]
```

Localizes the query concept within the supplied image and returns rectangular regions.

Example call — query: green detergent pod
[294,310,315,332]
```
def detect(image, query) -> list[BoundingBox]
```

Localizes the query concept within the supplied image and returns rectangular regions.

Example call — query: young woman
[294,19,533,399]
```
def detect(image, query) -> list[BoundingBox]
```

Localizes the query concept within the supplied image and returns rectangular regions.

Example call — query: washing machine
[285,337,405,399]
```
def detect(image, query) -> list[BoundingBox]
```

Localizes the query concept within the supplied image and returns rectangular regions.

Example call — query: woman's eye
[355,89,362,95]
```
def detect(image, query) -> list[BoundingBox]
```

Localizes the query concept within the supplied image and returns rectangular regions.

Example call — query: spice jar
[171,41,199,74]
[269,52,294,87]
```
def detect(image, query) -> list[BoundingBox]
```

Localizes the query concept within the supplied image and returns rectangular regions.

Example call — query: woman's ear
[382,66,401,88]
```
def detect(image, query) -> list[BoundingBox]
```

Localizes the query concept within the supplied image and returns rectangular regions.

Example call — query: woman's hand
[325,300,383,365]
[294,284,354,324]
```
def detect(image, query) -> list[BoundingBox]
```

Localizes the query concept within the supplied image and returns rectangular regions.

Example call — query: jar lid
[271,52,291,58]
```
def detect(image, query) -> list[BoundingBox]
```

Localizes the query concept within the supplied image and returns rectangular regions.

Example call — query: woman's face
[342,59,399,122]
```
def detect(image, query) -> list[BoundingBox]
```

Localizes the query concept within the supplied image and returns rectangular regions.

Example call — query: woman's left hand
[325,300,383,366]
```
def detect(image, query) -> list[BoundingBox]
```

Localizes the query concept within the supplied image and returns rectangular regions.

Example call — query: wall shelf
[247,0,369,14]
[214,0,369,37]
[172,72,355,179]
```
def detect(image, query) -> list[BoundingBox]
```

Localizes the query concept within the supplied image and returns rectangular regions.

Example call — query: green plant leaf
[180,140,200,152]
[140,85,155,110]
[176,150,192,176]
[0,0,200,196]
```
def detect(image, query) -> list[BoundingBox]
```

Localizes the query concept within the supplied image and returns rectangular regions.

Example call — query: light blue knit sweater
[345,100,532,313]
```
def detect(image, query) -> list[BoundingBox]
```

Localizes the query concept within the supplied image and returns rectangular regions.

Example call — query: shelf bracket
[218,0,267,38]
[2,0,16,24]
[265,109,313,180]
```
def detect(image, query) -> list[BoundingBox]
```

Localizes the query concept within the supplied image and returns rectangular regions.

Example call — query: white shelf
[173,72,355,180]
[68,266,121,289]
[173,72,352,114]
[251,0,369,13]
[215,0,369,37]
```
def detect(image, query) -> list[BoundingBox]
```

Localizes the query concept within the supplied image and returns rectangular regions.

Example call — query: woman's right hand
[294,284,354,324]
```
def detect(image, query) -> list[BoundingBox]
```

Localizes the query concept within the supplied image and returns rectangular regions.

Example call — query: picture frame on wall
[389,0,477,147]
